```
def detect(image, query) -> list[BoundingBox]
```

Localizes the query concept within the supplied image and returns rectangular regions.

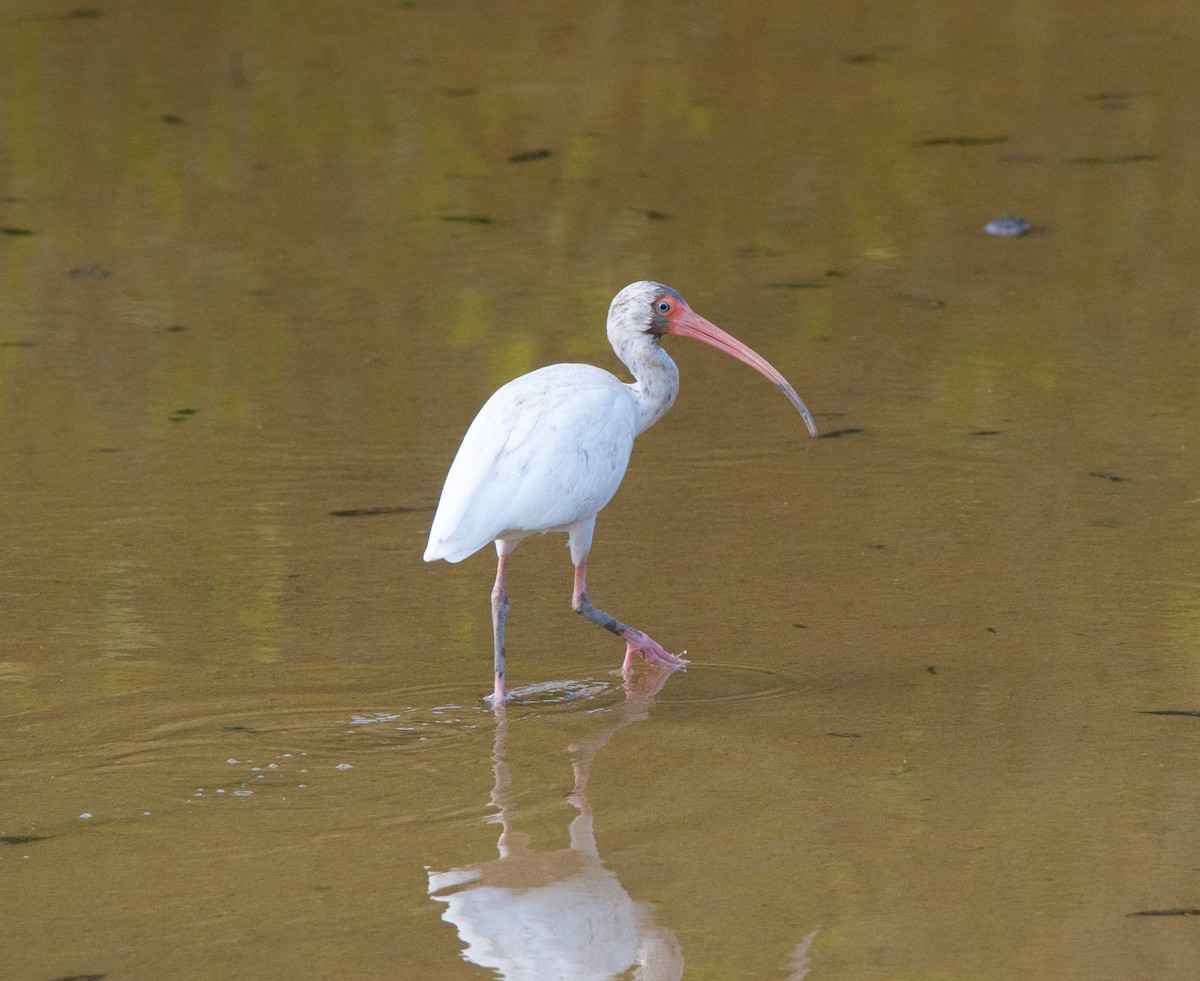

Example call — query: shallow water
[3,1,1200,978]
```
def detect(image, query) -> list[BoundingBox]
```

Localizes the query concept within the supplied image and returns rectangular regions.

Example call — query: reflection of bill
[427,669,685,980]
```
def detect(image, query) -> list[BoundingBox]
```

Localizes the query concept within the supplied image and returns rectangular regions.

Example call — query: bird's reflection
[427,668,685,980]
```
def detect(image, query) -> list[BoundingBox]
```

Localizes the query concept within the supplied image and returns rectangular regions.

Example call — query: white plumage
[424,364,637,566]
[424,281,816,704]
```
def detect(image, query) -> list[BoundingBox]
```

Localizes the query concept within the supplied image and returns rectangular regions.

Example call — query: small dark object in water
[69,264,110,278]
[49,975,106,981]
[840,44,902,64]
[508,148,552,163]
[329,506,415,517]
[2,833,52,845]
[919,135,1009,147]
[896,292,945,310]
[168,407,197,422]
[162,114,186,126]
[985,216,1030,237]
[166,324,187,332]
[817,427,864,439]
[1066,153,1157,165]
[1089,470,1125,482]
[1136,709,1200,718]
[1127,908,1200,917]
[827,731,862,738]
[767,280,826,290]
[972,429,1003,436]
[440,214,493,225]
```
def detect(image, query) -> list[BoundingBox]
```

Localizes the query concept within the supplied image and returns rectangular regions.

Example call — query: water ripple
[652,661,805,705]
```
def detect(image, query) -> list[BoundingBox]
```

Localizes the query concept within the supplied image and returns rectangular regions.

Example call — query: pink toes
[621,629,690,671]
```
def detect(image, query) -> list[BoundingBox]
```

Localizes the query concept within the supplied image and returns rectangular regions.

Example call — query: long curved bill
[667,307,818,438]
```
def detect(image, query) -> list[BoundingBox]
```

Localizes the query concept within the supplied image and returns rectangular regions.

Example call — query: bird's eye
[656,300,671,313]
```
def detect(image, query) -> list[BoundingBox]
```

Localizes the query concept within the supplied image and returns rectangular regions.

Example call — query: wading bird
[424,281,817,703]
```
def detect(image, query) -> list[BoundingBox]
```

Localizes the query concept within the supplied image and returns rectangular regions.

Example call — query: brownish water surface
[3,2,1199,979]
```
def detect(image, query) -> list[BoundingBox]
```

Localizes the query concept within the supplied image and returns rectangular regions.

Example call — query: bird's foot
[620,629,689,673]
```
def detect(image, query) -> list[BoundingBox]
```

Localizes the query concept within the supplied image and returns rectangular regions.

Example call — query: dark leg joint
[573,590,627,637]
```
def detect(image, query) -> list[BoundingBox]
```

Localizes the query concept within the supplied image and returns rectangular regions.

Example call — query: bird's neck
[625,343,680,436]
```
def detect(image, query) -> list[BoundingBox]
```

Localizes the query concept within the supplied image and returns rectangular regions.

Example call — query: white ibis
[424,281,817,703]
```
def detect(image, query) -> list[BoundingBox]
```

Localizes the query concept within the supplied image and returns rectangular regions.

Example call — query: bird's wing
[424,365,637,563]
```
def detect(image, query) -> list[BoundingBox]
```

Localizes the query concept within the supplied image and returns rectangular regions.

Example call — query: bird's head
[607,281,818,437]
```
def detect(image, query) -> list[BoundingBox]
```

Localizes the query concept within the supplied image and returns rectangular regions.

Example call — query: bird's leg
[571,557,689,672]
[491,552,510,704]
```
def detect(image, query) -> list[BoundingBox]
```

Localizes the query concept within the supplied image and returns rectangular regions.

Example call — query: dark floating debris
[840,44,901,64]
[1085,91,1155,110]
[1066,153,1158,164]
[817,427,864,439]
[168,407,197,422]
[1089,470,1126,482]
[1137,709,1200,718]
[329,506,416,517]
[792,623,808,629]
[507,148,552,163]
[733,245,785,258]
[918,135,1009,147]
[985,216,1031,237]
[1127,908,1200,917]
[641,209,671,221]
[165,324,187,333]
[70,264,110,279]
[2,833,53,845]
[1,226,33,236]
[827,732,862,739]
[439,214,493,225]
[986,626,998,634]
[0,340,35,347]
[162,114,186,126]
[926,665,938,674]
[972,429,1003,436]
[896,292,945,310]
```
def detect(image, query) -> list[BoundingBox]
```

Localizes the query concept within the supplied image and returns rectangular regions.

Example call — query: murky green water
[3,2,1199,978]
